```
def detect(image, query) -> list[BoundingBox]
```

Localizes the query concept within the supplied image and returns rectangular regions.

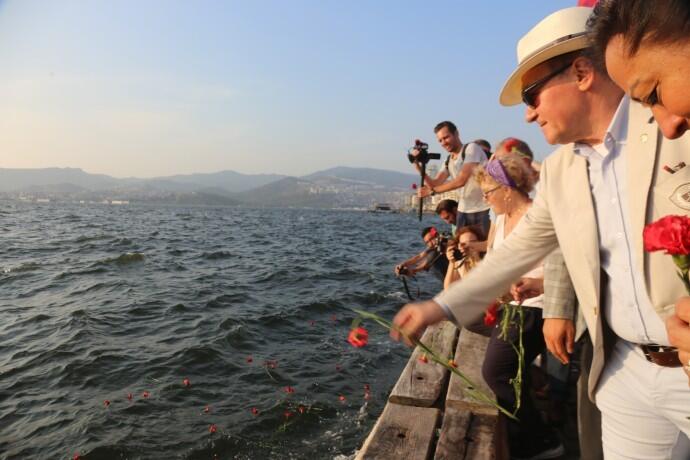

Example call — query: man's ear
[573,56,595,92]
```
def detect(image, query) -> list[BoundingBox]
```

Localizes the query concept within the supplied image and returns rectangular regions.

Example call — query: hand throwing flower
[347,327,369,347]
[348,309,517,420]
[644,215,690,293]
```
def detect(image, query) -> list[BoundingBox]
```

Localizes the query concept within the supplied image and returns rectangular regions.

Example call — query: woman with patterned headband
[473,152,564,459]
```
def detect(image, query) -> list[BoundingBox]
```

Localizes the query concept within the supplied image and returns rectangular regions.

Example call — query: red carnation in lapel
[644,215,690,293]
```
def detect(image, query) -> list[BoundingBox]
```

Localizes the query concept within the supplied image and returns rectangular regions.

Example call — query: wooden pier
[356,322,508,460]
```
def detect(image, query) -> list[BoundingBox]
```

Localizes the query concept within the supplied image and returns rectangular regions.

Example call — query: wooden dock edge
[357,325,508,459]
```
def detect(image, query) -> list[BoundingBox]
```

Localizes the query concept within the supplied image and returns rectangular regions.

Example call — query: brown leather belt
[639,344,682,367]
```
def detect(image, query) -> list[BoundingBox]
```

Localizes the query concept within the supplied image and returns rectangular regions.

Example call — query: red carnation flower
[182,378,191,387]
[643,215,690,256]
[127,393,133,401]
[246,356,253,363]
[348,327,369,348]
[104,399,111,407]
[411,183,418,190]
[209,424,217,434]
[204,405,210,413]
[142,391,150,399]
[484,302,499,326]
[251,407,259,416]
[284,386,295,394]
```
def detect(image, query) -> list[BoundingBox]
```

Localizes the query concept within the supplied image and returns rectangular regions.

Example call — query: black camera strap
[399,274,420,301]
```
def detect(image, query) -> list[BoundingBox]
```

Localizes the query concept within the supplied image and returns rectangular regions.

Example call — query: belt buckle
[639,343,681,368]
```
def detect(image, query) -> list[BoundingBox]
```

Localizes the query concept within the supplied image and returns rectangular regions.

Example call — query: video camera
[407,139,441,165]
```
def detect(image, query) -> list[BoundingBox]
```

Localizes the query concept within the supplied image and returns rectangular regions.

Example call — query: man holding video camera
[409,121,490,234]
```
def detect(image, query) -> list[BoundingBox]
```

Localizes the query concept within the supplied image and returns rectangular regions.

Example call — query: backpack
[444,142,490,172]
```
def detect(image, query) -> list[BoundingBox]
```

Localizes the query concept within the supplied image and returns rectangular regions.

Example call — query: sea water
[0,202,443,459]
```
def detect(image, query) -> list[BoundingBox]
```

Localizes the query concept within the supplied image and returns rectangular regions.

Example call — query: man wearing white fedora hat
[390,6,690,459]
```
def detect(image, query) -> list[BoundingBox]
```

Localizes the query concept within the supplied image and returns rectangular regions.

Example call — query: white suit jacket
[435,101,690,400]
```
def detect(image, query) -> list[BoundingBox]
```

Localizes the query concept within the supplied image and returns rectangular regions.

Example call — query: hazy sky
[0,0,576,178]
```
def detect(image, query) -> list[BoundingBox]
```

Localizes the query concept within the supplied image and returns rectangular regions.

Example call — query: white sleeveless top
[492,213,544,308]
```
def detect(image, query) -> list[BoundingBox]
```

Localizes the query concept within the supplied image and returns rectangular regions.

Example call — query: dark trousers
[482,306,551,447]
[457,209,491,237]
[577,332,603,460]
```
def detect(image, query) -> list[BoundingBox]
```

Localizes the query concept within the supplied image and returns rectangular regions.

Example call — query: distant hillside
[154,170,287,193]
[235,177,337,208]
[0,165,414,208]
[303,166,417,190]
[0,167,121,192]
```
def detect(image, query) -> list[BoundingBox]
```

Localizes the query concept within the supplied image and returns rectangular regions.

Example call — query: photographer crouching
[394,226,449,282]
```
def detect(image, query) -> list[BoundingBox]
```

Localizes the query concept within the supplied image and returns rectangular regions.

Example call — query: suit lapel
[625,103,658,274]
[563,150,601,307]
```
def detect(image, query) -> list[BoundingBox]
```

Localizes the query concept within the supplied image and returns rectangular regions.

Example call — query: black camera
[436,232,464,261]
[407,139,441,165]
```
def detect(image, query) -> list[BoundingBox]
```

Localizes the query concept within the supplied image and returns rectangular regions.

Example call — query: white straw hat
[499,7,593,106]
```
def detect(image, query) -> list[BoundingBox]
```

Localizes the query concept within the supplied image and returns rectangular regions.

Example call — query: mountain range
[0,166,419,209]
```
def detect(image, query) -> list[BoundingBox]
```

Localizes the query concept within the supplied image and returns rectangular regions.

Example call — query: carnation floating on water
[182,378,191,388]
[103,400,111,407]
[251,407,259,416]
[347,327,368,348]
[209,424,217,434]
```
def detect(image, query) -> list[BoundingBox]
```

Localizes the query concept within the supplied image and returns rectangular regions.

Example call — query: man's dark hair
[588,0,690,60]
[434,121,458,135]
[473,139,491,153]
[435,199,458,215]
[421,226,437,238]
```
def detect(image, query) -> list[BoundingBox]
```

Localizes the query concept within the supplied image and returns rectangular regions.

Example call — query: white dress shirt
[573,96,669,345]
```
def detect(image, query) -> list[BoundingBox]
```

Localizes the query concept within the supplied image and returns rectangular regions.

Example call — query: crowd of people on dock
[391,2,690,459]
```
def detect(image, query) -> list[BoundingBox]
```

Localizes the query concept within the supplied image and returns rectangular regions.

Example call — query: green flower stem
[353,309,518,420]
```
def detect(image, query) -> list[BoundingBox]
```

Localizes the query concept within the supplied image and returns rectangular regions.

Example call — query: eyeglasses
[521,62,573,108]
[482,185,502,199]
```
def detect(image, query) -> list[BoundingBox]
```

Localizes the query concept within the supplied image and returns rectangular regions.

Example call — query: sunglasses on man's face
[521,62,573,108]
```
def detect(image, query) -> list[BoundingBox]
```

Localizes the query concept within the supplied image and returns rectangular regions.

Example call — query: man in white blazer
[391,7,690,459]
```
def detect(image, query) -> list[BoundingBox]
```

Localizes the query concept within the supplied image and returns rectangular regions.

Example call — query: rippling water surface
[0,203,444,459]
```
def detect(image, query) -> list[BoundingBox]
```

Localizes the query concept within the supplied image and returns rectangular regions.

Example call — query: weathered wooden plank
[446,328,497,414]
[356,402,440,460]
[433,405,471,459]
[434,407,507,460]
[388,321,459,407]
